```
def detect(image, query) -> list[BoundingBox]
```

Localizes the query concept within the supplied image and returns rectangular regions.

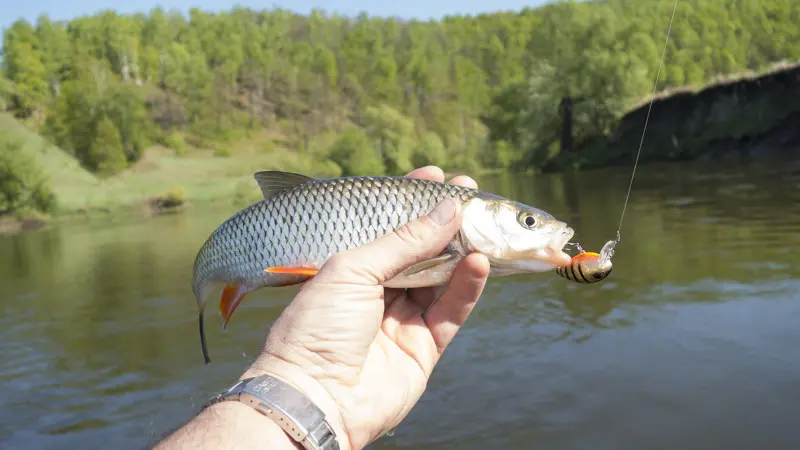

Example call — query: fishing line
[551,0,681,283]
[567,0,682,270]
[615,0,680,240]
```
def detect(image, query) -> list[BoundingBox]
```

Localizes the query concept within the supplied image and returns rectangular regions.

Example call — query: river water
[1,158,799,449]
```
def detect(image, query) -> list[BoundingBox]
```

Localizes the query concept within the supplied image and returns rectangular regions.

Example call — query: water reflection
[1,157,799,449]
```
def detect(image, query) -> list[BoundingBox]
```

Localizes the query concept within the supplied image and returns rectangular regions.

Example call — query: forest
[1,0,799,216]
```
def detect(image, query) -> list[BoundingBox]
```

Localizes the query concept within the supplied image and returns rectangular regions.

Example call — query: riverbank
[0,214,48,234]
[552,60,800,171]
[3,61,800,235]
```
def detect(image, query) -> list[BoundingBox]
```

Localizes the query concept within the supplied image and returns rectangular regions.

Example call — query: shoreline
[1,149,788,237]
[4,60,800,236]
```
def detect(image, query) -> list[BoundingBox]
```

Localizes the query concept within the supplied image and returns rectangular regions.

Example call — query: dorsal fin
[253,171,314,199]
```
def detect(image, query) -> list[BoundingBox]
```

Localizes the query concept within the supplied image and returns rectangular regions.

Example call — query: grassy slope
[93,133,333,213]
[0,113,100,211]
[0,115,338,216]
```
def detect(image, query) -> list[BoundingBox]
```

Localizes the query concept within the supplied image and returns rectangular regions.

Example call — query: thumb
[322,197,463,284]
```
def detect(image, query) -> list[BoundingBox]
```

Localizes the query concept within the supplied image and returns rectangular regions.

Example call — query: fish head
[460,196,574,274]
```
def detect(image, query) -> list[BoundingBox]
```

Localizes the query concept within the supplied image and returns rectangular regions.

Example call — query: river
[1,157,799,449]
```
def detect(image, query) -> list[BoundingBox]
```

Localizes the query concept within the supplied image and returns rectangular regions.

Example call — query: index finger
[405,166,445,182]
[406,173,479,310]
[405,167,479,191]
[447,174,477,190]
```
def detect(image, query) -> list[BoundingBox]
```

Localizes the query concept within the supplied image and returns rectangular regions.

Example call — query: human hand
[241,166,491,450]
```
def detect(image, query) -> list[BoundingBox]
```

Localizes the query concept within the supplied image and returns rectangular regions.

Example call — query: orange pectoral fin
[264,266,319,276]
[219,283,249,331]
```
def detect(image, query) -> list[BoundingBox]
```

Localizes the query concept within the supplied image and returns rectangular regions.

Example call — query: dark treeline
[1,0,798,178]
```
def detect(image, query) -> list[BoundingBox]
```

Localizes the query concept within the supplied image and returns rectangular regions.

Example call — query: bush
[0,137,57,215]
[412,132,448,168]
[163,186,186,206]
[163,132,188,156]
[328,128,385,176]
[150,185,186,211]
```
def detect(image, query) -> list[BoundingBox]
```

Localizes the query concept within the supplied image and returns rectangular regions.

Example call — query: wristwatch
[206,374,341,450]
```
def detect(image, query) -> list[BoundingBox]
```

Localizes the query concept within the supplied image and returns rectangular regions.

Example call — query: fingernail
[429,198,456,225]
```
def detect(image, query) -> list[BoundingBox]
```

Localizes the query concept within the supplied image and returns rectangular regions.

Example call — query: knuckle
[393,219,429,246]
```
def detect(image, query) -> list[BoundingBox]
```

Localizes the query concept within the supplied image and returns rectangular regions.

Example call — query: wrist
[155,399,302,450]
[242,352,352,450]
[208,401,304,449]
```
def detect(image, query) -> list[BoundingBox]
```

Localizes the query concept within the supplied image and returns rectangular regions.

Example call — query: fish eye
[518,212,537,229]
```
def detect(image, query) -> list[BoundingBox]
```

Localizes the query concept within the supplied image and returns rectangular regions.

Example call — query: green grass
[0,114,342,218]
[108,143,339,210]
[0,113,100,212]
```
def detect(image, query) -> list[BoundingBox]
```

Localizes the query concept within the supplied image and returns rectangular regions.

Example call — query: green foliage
[487,139,516,169]
[362,105,416,175]
[329,128,384,176]
[43,60,155,174]
[0,1,798,177]
[2,21,48,117]
[413,132,448,169]
[0,76,13,110]
[161,186,186,207]
[0,136,57,215]
[90,115,128,175]
[163,132,188,155]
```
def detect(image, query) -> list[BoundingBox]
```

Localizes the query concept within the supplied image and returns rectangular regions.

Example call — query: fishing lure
[555,237,616,284]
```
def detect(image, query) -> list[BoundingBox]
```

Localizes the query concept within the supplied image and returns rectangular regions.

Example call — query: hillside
[0,112,342,217]
[1,0,799,223]
[0,113,99,211]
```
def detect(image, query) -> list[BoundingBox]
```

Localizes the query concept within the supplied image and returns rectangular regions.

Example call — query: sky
[2,0,552,30]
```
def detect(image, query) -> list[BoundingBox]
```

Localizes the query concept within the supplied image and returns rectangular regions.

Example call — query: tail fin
[194,281,215,364]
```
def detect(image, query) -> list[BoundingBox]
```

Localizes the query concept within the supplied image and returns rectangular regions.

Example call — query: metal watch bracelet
[205,374,340,450]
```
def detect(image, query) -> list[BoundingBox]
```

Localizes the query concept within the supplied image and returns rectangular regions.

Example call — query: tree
[89,115,128,175]
[0,0,796,175]
[329,128,385,176]
[0,136,57,214]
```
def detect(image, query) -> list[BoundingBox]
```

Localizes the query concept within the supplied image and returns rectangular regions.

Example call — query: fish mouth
[540,247,572,268]
[545,226,574,267]
[498,226,574,272]
[550,226,574,250]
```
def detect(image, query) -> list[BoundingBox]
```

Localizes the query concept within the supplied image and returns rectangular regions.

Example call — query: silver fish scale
[192,176,479,299]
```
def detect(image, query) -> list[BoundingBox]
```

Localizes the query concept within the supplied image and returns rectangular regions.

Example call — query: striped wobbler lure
[555,236,617,284]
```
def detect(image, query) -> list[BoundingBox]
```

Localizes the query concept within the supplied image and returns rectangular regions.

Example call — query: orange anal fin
[219,283,249,331]
[265,266,319,276]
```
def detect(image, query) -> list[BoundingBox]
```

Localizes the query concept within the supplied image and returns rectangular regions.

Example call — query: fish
[192,170,575,363]
[554,239,615,283]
